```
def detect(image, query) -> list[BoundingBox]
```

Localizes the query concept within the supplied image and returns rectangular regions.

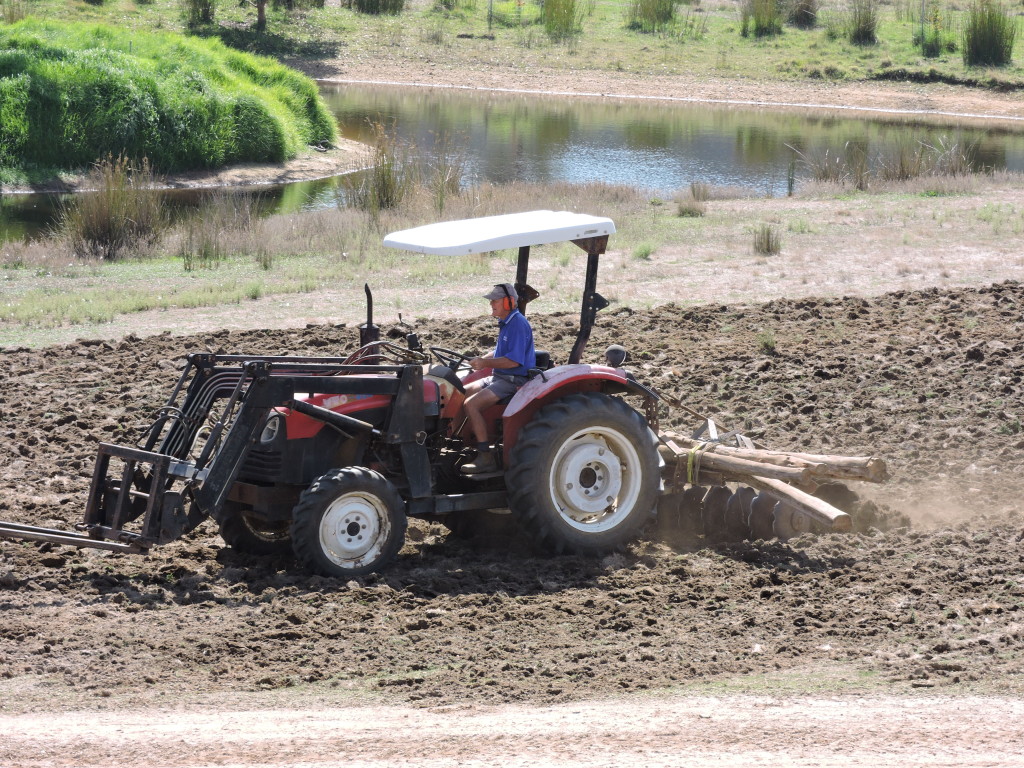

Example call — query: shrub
[847,0,877,45]
[632,243,655,260]
[740,0,782,37]
[59,154,166,261]
[962,0,1016,66]
[753,223,781,255]
[626,0,676,33]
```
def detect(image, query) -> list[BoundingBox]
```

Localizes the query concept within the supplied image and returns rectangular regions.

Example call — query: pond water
[3,82,1024,242]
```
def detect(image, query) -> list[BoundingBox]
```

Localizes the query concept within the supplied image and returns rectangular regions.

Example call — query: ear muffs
[498,283,514,312]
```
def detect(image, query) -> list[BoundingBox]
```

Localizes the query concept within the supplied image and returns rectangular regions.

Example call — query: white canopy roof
[382,210,616,256]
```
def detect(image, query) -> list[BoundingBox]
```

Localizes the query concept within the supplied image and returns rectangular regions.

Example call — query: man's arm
[469,355,518,371]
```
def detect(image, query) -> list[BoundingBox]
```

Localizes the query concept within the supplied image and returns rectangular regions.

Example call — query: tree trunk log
[660,431,888,483]
[744,476,853,532]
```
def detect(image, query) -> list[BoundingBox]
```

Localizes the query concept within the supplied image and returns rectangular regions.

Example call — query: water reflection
[325,84,1023,193]
[3,83,1024,241]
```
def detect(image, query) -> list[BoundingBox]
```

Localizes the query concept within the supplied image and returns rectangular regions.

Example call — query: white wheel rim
[319,492,391,569]
[548,428,643,532]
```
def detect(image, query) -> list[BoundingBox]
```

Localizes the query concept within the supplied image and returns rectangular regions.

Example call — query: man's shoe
[460,451,498,474]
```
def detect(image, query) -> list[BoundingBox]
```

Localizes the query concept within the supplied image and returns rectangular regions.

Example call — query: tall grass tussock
[962,0,1017,66]
[626,0,675,33]
[0,19,337,176]
[752,222,781,255]
[544,0,586,42]
[847,0,878,45]
[58,154,166,261]
[740,0,782,38]
[790,135,976,191]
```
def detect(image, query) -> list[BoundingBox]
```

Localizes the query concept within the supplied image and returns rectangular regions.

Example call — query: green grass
[0,18,337,179]
[4,0,1023,93]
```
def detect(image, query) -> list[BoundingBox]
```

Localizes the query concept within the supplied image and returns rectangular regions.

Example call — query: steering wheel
[430,346,474,371]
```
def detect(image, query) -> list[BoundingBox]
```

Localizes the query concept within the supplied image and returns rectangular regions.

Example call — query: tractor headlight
[259,413,284,445]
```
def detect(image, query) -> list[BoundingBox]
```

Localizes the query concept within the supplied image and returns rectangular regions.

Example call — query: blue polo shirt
[494,309,535,378]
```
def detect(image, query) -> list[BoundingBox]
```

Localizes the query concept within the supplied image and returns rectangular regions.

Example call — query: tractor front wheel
[290,468,407,577]
[507,393,662,555]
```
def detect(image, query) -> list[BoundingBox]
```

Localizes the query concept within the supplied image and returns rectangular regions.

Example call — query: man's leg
[464,386,500,446]
[461,386,501,474]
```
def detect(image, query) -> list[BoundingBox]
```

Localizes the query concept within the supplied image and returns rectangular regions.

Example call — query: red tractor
[0,211,666,577]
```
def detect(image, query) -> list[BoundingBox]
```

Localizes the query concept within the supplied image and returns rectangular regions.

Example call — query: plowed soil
[2,281,1024,765]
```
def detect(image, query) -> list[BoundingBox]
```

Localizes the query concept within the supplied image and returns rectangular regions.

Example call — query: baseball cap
[483,283,517,301]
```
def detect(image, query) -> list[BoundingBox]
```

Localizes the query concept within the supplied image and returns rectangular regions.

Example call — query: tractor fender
[501,365,656,456]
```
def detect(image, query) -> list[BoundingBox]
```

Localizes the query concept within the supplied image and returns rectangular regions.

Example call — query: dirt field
[2,278,1023,765]
[3,62,1024,765]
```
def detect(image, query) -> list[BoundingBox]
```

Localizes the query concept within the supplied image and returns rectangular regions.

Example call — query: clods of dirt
[1,281,1023,711]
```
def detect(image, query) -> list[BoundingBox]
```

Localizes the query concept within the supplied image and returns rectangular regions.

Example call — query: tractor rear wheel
[290,468,407,577]
[507,393,662,555]
[219,502,292,557]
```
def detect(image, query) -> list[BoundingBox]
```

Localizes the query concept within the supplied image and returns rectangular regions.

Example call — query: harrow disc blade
[772,501,814,540]
[701,485,732,541]
[748,491,777,541]
[724,486,755,541]
[655,486,705,540]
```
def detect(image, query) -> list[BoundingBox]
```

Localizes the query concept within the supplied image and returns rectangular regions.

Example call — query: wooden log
[658,443,811,484]
[744,476,852,533]
[660,431,888,483]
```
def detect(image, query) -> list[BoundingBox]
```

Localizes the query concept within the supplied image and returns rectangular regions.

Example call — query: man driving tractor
[460,283,535,474]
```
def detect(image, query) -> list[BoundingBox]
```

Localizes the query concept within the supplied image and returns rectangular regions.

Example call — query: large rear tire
[507,393,663,555]
[290,468,407,577]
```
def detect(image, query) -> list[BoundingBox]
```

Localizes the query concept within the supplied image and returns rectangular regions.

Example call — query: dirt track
[1,280,1023,756]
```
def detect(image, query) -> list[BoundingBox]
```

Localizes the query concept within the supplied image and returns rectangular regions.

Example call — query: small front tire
[291,468,407,577]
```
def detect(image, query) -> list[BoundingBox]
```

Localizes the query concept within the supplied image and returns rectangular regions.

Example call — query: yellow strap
[686,440,717,485]
[687,443,702,485]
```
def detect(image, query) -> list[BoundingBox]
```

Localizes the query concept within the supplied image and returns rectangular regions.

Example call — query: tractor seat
[525,349,553,383]
[532,350,552,372]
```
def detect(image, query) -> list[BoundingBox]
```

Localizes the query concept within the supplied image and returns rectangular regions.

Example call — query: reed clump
[544,0,586,42]
[787,0,817,29]
[626,0,676,33]
[740,0,783,37]
[752,222,781,255]
[789,136,975,191]
[58,154,166,262]
[355,0,405,14]
[847,0,878,45]
[343,122,417,214]
[962,0,1017,66]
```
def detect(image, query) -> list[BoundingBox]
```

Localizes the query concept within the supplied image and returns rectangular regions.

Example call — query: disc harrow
[654,422,891,543]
